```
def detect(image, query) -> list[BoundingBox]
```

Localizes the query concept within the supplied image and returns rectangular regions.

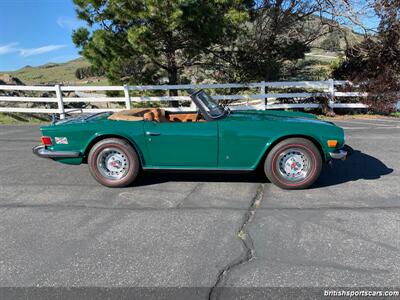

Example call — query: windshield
[194,91,225,118]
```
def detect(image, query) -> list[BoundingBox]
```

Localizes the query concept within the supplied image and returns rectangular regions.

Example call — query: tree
[72,0,371,91]
[203,0,338,82]
[320,30,342,52]
[333,0,400,113]
[72,0,251,100]
[75,66,105,79]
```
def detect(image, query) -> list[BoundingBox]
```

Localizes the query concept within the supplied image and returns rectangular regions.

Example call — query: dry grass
[0,113,50,125]
[319,113,400,120]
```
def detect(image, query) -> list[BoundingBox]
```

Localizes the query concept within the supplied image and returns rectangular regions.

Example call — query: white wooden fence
[0,80,368,119]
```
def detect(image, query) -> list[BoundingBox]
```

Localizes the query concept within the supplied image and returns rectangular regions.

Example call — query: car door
[143,120,218,167]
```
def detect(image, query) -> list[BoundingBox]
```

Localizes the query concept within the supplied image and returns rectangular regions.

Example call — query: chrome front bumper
[329,149,347,160]
[33,145,80,159]
[329,145,352,160]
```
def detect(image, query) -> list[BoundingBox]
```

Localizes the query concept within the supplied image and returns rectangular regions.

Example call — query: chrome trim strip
[142,167,253,171]
[329,149,347,160]
[32,145,81,158]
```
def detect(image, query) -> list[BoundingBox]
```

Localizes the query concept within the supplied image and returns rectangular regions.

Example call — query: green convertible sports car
[33,89,349,189]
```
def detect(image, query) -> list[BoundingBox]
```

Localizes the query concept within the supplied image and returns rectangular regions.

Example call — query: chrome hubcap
[276,148,311,182]
[97,148,129,180]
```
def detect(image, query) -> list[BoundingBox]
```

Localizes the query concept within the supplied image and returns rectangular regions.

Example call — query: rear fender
[83,131,146,165]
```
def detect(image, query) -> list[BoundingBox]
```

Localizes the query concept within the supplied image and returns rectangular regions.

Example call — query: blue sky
[0,0,84,71]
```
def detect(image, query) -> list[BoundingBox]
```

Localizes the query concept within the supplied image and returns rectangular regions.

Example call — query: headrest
[143,111,154,121]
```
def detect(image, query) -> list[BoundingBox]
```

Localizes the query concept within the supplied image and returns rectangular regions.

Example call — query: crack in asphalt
[177,183,204,208]
[208,183,265,300]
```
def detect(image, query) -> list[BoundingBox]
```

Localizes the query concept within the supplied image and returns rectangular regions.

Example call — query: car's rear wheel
[264,138,322,189]
[88,138,139,187]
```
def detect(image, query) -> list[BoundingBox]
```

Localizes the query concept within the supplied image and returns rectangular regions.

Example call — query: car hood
[226,110,334,126]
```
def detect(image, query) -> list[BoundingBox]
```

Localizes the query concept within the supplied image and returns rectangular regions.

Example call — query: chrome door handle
[145,131,161,136]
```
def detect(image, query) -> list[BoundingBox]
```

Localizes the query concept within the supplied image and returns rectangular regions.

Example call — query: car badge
[55,137,68,144]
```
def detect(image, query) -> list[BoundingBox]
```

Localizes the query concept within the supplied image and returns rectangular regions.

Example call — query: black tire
[88,138,139,187]
[264,138,322,190]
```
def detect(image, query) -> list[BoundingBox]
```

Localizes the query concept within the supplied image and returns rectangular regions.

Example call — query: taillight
[41,136,53,146]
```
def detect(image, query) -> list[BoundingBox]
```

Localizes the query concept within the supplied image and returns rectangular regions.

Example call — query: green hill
[0,58,108,86]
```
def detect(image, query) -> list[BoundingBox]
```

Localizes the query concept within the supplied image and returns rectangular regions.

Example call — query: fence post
[124,85,131,110]
[260,81,266,110]
[55,84,65,119]
[328,78,335,108]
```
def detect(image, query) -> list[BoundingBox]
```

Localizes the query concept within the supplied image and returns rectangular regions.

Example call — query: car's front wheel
[264,138,322,189]
[88,138,139,187]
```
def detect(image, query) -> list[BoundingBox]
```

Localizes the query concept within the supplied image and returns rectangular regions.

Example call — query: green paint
[38,109,345,169]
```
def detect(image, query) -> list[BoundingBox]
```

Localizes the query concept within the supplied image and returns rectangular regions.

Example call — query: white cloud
[57,16,83,30]
[0,43,19,55]
[19,45,67,57]
[0,43,67,57]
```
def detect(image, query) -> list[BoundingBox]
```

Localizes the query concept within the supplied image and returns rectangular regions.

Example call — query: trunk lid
[52,112,112,125]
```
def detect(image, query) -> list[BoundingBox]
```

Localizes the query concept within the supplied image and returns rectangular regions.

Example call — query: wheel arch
[82,133,144,165]
[255,134,325,169]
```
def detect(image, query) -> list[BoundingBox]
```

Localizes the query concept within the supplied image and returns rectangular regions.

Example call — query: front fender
[252,133,327,168]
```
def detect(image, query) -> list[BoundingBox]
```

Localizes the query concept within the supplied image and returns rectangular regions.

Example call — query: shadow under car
[132,149,393,189]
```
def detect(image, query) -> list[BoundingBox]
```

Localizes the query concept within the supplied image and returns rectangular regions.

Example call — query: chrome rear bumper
[33,145,80,159]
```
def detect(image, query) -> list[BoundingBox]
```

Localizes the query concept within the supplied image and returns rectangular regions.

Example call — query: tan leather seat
[167,113,199,122]
[108,108,201,123]
[108,108,150,121]
[150,109,168,122]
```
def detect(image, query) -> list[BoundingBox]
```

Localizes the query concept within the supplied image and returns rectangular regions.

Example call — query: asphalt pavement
[0,118,399,299]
